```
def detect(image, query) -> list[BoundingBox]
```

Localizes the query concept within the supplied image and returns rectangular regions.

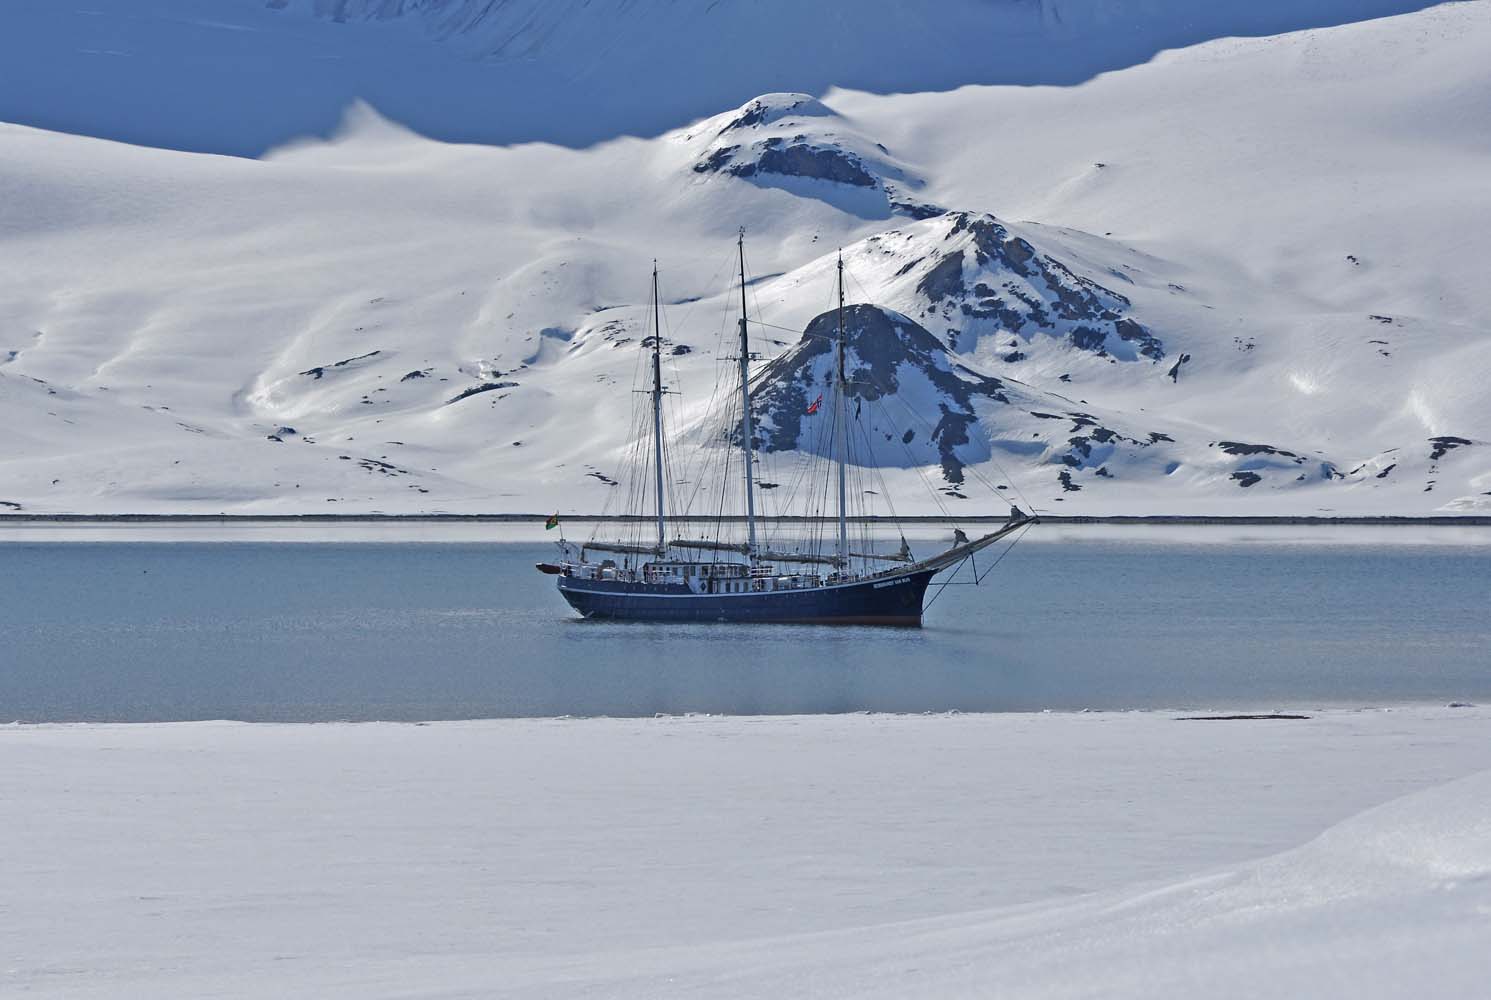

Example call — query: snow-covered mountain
[687,94,941,222]
[0,0,1488,516]
[0,0,1448,155]
[749,302,1189,497]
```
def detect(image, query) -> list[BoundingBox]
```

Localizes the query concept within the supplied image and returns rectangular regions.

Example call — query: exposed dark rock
[916,251,965,303]
[445,381,518,405]
[715,95,823,135]
[889,199,945,220]
[1062,436,1091,466]
[1069,327,1107,352]
[750,304,1008,483]
[1428,436,1472,461]
[358,458,408,476]
[694,146,738,173]
[299,350,381,380]
[1114,318,1164,360]
[1216,441,1303,462]
[1231,471,1262,487]
[1166,353,1191,382]
[918,213,1165,361]
[751,143,876,186]
[930,405,974,484]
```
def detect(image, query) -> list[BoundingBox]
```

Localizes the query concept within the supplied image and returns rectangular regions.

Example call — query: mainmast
[650,262,667,553]
[736,231,759,557]
[834,251,849,570]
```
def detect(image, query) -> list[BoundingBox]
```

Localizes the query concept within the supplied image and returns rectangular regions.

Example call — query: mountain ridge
[0,3,1487,516]
[0,0,1450,155]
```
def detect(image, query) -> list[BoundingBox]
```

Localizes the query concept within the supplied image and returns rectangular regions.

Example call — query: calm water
[2,529,1488,721]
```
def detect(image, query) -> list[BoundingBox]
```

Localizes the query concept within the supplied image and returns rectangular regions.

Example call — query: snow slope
[0,0,1447,155]
[3,708,1489,997]
[1,2,1488,515]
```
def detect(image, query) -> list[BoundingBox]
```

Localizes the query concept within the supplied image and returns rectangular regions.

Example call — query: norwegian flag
[805,393,823,415]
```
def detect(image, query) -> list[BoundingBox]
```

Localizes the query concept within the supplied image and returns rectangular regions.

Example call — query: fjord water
[2,528,1487,722]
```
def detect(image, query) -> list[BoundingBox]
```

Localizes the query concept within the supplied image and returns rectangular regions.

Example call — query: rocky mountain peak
[688,94,939,218]
[792,213,1164,365]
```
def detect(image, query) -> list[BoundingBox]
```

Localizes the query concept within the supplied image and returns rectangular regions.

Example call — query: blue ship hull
[556,568,937,625]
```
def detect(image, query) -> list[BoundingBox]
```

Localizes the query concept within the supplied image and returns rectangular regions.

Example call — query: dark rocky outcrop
[900,212,1165,362]
[299,350,382,380]
[1216,441,1305,464]
[1428,436,1471,461]
[445,381,518,405]
[748,304,1009,484]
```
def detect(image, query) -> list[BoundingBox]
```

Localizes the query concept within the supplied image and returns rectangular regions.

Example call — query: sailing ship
[536,234,1035,625]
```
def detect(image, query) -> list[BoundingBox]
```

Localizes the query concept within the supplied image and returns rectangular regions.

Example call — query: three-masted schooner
[536,235,1034,625]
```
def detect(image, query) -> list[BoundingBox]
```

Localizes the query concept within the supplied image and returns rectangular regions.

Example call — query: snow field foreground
[3,707,1490,997]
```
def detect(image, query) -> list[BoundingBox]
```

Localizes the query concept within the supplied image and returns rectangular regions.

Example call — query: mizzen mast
[834,251,849,569]
[736,230,759,558]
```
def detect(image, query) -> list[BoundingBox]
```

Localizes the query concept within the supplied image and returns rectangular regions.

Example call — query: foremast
[736,231,759,558]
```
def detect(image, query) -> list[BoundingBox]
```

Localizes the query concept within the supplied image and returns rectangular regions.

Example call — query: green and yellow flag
[544,512,560,531]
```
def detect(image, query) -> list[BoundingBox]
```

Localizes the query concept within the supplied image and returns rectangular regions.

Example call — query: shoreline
[2,512,1488,526]
[4,703,1481,728]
